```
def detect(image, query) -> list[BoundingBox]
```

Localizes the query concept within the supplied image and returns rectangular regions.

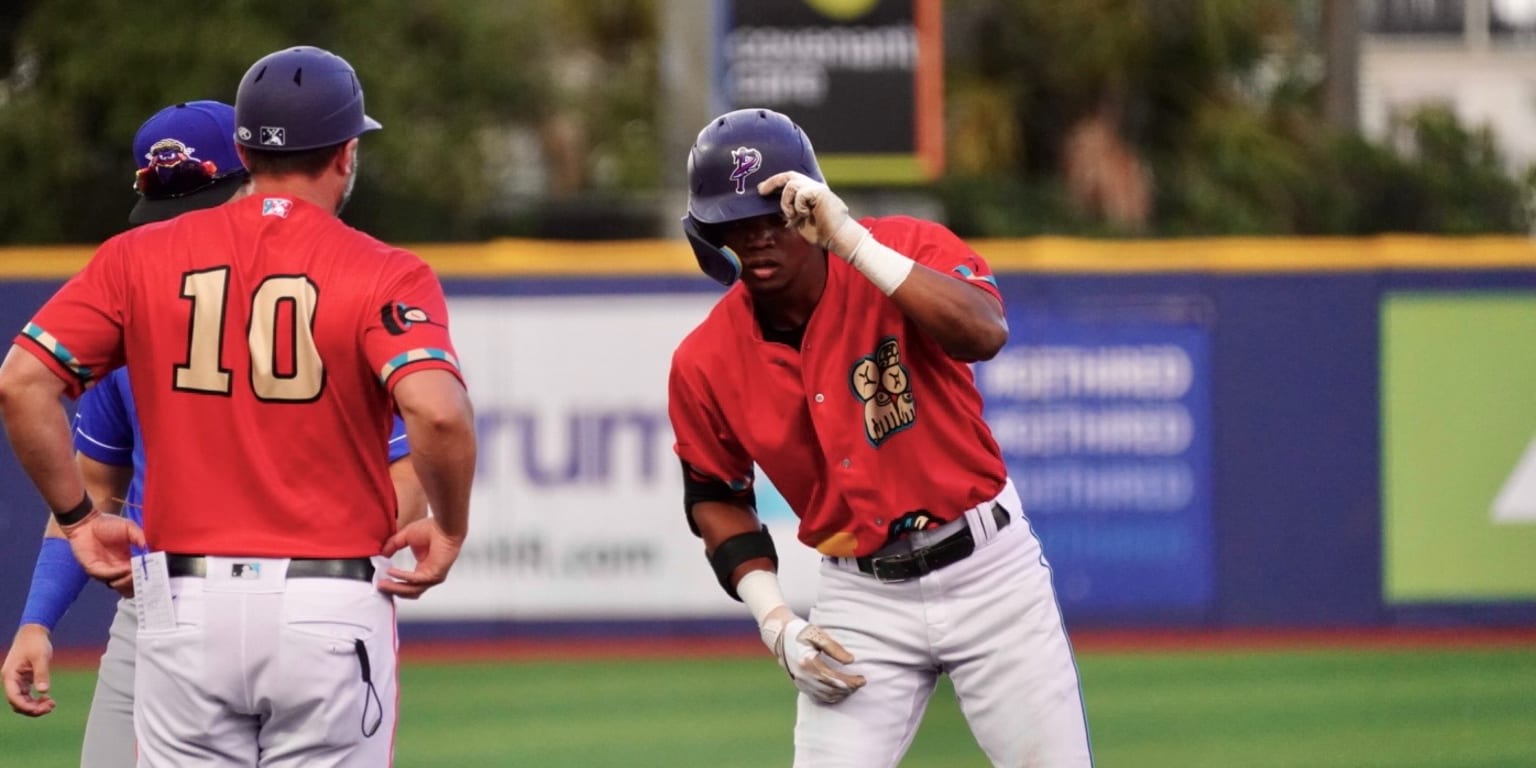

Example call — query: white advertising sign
[397,294,821,620]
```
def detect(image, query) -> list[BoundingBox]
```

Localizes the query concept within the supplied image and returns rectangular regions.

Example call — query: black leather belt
[166,554,375,582]
[855,502,1011,582]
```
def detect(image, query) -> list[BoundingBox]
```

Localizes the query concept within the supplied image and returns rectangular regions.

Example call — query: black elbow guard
[681,460,757,536]
[708,526,778,601]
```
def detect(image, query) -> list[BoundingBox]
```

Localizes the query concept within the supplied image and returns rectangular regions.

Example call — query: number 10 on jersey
[175,266,325,402]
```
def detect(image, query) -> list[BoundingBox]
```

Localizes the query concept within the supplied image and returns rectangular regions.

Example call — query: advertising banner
[1382,292,1536,602]
[396,295,822,620]
[404,291,1217,622]
[973,299,1215,617]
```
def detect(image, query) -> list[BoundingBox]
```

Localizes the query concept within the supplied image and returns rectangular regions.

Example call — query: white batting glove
[759,605,867,704]
[755,171,914,296]
[736,569,867,704]
[757,171,866,256]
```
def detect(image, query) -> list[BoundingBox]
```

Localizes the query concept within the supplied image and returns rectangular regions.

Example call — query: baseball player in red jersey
[0,99,429,768]
[670,109,1093,766]
[0,46,475,767]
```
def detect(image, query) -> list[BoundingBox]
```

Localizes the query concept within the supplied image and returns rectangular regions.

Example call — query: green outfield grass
[0,645,1532,766]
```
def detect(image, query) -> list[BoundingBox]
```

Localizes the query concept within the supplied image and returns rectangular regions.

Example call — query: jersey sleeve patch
[951,264,998,288]
[378,347,460,384]
[21,322,92,383]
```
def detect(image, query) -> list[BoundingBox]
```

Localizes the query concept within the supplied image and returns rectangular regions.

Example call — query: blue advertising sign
[974,298,1214,619]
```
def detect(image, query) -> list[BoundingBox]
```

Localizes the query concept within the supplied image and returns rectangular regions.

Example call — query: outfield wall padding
[1,237,1533,646]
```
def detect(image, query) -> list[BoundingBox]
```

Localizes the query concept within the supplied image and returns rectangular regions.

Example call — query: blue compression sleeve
[19,538,91,631]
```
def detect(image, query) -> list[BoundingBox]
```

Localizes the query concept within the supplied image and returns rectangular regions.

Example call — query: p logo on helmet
[730,147,763,194]
[682,109,823,286]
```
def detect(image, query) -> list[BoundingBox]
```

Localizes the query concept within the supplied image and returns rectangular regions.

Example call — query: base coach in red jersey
[669,108,1094,767]
[0,46,475,767]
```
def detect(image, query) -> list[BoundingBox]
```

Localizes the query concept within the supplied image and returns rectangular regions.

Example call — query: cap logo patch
[729,146,762,194]
[134,138,219,196]
[145,138,212,174]
[237,127,252,141]
[260,126,286,146]
[261,198,293,218]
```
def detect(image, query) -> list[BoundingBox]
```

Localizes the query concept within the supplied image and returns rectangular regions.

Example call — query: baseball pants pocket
[258,582,397,768]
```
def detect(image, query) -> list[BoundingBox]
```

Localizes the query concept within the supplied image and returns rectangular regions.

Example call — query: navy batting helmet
[682,108,823,285]
[235,46,382,152]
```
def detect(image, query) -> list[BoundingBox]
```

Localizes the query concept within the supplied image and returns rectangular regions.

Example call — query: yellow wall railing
[3,236,1535,280]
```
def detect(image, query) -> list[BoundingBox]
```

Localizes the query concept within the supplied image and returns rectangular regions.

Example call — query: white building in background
[1361,0,1536,171]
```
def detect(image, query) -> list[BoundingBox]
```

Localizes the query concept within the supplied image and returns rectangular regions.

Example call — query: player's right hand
[2,624,56,717]
[60,510,144,586]
[757,171,860,254]
[759,605,867,704]
[379,516,464,599]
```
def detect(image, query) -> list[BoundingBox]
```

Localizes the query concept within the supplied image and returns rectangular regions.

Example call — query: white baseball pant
[133,556,397,768]
[798,479,1093,767]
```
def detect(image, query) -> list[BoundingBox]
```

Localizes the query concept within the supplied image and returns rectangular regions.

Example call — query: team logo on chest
[849,337,916,446]
[729,146,763,194]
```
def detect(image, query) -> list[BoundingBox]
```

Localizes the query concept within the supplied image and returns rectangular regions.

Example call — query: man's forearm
[2,395,86,514]
[405,420,474,539]
[0,348,87,515]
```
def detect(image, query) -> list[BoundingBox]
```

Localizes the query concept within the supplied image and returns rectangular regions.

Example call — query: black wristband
[709,526,778,602]
[52,494,94,527]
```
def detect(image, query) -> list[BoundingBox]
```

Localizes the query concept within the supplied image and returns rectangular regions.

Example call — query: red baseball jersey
[668,215,1008,558]
[17,195,461,558]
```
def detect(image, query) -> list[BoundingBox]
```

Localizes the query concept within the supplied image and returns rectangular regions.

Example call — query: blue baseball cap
[129,100,249,224]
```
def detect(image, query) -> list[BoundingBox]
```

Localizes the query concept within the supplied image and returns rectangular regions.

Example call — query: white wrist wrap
[736,569,788,625]
[829,220,914,296]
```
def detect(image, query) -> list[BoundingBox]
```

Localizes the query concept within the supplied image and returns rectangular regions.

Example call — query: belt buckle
[863,508,992,582]
[868,549,928,582]
[870,556,909,582]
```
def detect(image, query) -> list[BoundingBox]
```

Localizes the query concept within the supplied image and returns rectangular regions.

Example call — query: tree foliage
[0,0,597,243]
[940,0,1534,237]
[0,1,1529,243]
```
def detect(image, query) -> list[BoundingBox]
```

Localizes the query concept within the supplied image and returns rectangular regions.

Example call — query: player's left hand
[60,510,144,586]
[2,624,56,717]
[379,516,464,599]
[757,171,862,254]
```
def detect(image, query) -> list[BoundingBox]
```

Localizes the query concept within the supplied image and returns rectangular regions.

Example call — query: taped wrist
[737,570,789,626]
[708,526,778,601]
[20,537,90,630]
[52,494,94,528]
[829,221,914,296]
